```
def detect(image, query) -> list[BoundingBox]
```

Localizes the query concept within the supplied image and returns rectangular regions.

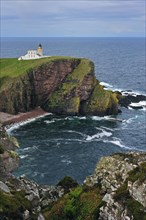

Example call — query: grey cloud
[1,0,145,37]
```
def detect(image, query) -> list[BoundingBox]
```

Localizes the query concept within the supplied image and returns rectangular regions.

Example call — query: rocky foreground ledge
[0,124,146,220]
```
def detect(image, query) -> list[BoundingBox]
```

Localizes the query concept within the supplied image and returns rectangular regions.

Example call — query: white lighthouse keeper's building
[18,44,43,60]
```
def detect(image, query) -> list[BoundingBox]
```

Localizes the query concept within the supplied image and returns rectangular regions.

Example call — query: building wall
[18,48,44,60]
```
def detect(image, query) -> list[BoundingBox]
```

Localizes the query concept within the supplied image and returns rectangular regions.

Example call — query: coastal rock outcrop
[0,57,118,116]
[0,124,65,219]
[0,126,146,219]
[117,91,146,109]
[0,124,19,181]
[44,152,146,220]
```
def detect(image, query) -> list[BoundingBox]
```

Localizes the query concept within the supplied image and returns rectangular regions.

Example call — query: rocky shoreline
[0,124,146,220]
[0,107,49,127]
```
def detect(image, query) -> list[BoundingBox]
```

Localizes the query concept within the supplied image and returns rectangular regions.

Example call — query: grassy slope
[0,56,79,89]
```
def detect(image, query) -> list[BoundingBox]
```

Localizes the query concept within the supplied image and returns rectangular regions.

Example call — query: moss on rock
[57,176,79,194]
[0,190,31,219]
[42,185,104,220]
[81,82,118,116]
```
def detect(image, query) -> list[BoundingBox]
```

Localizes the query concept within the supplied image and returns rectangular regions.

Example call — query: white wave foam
[129,101,146,110]
[20,154,29,159]
[124,115,138,124]
[20,145,38,152]
[45,119,56,124]
[86,128,112,141]
[6,113,50,133]
[91,116,123,122]
[61,159,72,165]
[64,117,74,121]
[103,137,131,150]
[99,80,146,97]
[91,116,104,121]
[100,126,114,131]
[128,107,134,110]
[121,90,146,97]
[100,82,113,88]
[67,130,86,137]
[74,116,87,120]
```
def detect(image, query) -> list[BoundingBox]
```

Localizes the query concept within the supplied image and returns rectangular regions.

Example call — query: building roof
[38,44,42,48]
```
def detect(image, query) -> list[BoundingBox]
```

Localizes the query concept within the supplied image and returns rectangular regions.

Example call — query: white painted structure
[18,44,44,60]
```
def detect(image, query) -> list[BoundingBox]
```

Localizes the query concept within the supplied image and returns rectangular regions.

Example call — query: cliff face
[0,58,79,114]
[0,57,118,116]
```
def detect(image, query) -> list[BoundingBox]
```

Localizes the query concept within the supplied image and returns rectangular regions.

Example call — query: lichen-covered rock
[0,174,65,219]
[127,162,146,208]
[84,152,146,220]
[41,152,146,220]
[84,152,146,190]
[0,124,20,181]
[0,181,10,193]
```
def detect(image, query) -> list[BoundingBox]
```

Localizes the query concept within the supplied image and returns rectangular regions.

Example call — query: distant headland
[0,56,119,119]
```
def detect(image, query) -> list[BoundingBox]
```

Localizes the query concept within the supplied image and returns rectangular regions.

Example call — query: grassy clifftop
[0,57,79,90]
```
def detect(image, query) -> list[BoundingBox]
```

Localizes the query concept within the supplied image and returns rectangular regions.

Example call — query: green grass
[42,186,103,220]
[0,190,30,214]
[0,56,80,90]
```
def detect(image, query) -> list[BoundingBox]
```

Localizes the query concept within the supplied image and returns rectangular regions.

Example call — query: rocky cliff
[0,124,65,219]
[0,57,118,116]
[43,152,146,220]
[0,126,146,220]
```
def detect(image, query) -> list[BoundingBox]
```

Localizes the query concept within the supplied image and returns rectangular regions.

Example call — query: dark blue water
[2,37,146,185]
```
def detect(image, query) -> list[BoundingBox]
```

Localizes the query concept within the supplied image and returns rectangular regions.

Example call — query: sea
[1,37,146,185]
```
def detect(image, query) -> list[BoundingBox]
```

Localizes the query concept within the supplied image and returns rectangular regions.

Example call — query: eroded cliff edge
[0,125,146,220]
[0,57,118,116]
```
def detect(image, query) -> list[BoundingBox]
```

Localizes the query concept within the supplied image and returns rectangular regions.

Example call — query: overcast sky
[1,0,145,37]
